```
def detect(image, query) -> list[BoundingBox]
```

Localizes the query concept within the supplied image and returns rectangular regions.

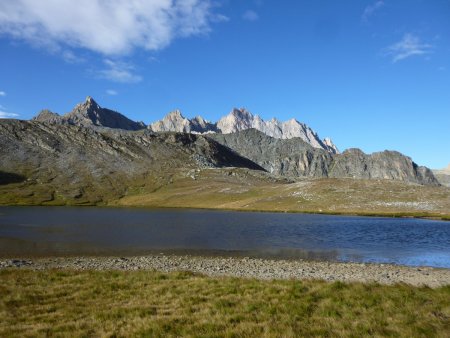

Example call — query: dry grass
[2,166,450,219]
[115,168,450,220]
[0,269,449,337]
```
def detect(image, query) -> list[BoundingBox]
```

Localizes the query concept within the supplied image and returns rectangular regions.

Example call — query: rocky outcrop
[208,129,439,185]
[32,97,146,131]
[329,149,437,185]
[32,109,63,123]
[209,129,333,178]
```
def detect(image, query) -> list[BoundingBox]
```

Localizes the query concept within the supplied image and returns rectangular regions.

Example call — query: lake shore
[2,254,449,288]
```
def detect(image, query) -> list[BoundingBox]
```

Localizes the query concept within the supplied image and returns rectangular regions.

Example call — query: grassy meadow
[1,269,449,337]
[1,167,450,220]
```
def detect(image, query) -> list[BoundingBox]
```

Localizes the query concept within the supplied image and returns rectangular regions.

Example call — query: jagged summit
[149,110,217,134]
[151,107,340,154]
[31,97,338,153]
[64,96,145,130]
[32,96,146,131]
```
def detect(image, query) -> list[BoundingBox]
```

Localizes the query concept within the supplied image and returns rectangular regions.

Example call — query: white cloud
[0,111,18,119]
[106,89,118,96]
[362,1,384,23]
[98,59,142,83]
[0,0,218,56]
[0,91,5,96]
[384,34,433,63]
[243,10,259,22]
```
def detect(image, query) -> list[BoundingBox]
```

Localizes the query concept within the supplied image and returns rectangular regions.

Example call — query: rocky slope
[149,108,339,154]
[33,96,146,131]
[0,119,263,204]
[208,129,438,185]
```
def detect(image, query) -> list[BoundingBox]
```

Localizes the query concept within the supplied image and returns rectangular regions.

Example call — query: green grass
[0,269,449,337]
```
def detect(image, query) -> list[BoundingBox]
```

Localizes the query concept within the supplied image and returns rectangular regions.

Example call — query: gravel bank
[1,255,449,288]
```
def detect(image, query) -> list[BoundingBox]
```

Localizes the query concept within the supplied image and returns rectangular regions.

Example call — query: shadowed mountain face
[208,129,439,186]
[33,96,146,131]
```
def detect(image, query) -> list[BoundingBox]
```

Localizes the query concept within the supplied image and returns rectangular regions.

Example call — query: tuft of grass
[0,269,449,337]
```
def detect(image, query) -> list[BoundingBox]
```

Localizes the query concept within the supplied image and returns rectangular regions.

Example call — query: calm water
[0,206,449,268]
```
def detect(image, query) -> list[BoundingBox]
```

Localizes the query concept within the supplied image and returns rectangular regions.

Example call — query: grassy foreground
[1,270,449,337]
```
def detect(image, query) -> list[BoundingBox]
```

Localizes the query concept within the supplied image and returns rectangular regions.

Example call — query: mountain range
[0,96,439,193]
[35,96,338,154]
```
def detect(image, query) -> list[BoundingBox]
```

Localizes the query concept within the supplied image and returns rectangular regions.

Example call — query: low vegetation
[1,269,449,337]
[115,168,450,220]
[1,166,450,220]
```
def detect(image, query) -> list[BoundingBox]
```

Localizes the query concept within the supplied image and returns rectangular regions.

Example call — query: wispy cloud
[0,91,6,96]
[61,50,84,64]
[106,89,118,96]
[211,14,229,23]
[243,10,259,22]
[0,111,18,119]
[0,0,221,56]
[98,59,142,83]
[362,1,384,23]
[384,34,433,63]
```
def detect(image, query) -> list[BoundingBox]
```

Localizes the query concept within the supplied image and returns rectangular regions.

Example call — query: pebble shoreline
[1,255,449,288]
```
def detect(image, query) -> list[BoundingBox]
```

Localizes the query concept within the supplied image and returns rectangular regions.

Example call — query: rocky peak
[32,109,62,124]
[216,108,255,133]
[65,97,146,130]
[32,96,146,131]
[323,137,340,154]
[148,110,217,134]
[149,110,190,133]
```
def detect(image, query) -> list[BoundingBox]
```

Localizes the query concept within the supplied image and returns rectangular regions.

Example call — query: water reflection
[0,206,449,268]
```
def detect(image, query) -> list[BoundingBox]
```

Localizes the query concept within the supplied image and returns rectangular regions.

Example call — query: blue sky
[0,0,449,168]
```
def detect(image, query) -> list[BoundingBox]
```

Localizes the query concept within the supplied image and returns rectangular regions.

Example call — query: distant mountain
[149,110,217,134]
[24,96,440,186]
[432,163,450,187]
[150,108,339,154]
[33,96,146,131]
[208,129,439,186]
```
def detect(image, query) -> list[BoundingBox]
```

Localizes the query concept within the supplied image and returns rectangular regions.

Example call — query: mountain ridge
[149,108,339,154]
[208,129,438,185]
[23,96,439,186]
